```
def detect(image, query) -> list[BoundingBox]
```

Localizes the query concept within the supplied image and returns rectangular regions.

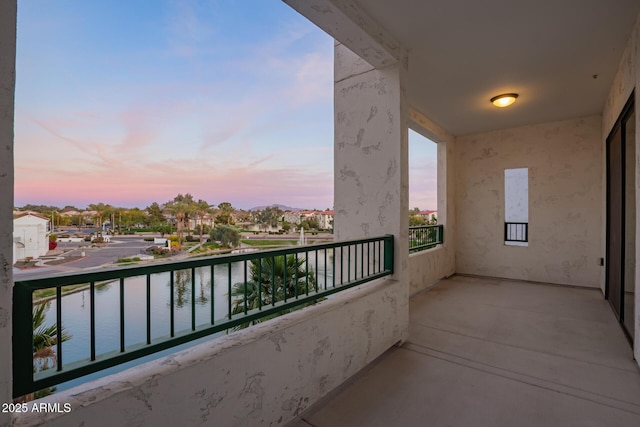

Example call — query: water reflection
[40,251,335,372]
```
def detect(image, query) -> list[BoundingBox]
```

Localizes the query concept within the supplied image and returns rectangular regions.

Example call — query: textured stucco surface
[333,42,409,313]
[408,109,456,294]
[603,12,640,365]
[409,247,453,295]
[285,0,404,68]
[0,2,16,426]
[455,115,603,288]
[13,279,404,427]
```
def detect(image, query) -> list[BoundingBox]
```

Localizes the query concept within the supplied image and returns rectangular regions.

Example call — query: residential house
[12,213,50,262]
[416,209,437,223]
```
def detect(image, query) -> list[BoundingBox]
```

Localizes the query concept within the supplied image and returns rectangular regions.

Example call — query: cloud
[14,0,337,209]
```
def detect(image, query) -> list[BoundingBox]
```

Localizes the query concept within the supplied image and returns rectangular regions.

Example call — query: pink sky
[14,1,437,212]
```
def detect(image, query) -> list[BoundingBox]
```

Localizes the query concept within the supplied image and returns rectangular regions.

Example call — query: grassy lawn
[190,242,222,254]
[241,240,298,247]
[33,284,88,300]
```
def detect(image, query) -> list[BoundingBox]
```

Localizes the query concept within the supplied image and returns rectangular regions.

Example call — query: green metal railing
[13,235,393,398]
[409,224,443,253]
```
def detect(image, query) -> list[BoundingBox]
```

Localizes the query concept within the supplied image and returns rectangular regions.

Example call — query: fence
[13,235,394,398]
[409,225,443,253]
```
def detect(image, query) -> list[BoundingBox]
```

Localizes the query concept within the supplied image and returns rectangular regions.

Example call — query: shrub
[185,235,197,242]
[117,257,141,263]
[143,237,154,242]
[49,234,57,242]
[210,225,241,248]
[147,246,169,256]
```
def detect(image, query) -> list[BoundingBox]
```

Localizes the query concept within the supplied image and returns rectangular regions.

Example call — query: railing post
[12,285,33,399]
[384,235,394,274]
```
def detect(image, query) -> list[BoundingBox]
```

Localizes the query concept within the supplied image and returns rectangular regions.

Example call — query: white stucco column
[0,0,16,421]
[333,41,409,333]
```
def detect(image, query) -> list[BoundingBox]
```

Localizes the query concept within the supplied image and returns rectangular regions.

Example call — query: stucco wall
[409,247,453,295]
[455,115,603,287]
[13,278,404,427]
[0,2,16,426]
[602,12,640,366]
[333,41,409,341]
[408,108,457,294]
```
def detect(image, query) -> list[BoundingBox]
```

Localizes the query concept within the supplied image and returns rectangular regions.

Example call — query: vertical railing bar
[340,246,344,285]
[332,248,336,288]
[271,256,276,306]
[146,275,151,345]
[120,277,125,352]
[348,245,351,283]
[305,250,310,295]
[258,257,262,310]
[90,281,96,361]
[284,255,288,302]
[56,286,62,370]
[294,253,299,299]
[360,243,364,280]
[324,249,327,290]
[210,264,215,325]
[354,244,357,281]
[314,249,318,293]
[378,240,382,273]
[191,267,196,331]
[170,271,175,337]
[243,260,248,315]
[227,263,232,319]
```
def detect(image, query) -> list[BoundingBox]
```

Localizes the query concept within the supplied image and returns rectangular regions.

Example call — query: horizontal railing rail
[13,235,394,398]
[409,224,443,253]
[505,222,528,242]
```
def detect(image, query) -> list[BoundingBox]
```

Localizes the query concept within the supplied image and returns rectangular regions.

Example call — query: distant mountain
[249,204,303,212]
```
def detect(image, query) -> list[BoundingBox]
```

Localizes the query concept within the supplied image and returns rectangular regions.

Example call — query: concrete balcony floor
[290,275,640,426]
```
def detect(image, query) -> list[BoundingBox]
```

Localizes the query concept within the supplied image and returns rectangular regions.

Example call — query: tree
[217,202,235,225]
[32,302,71,370]
[211,225,240,248]
[24,302,72,401]
[256,206,283,231]
[231,254,316,328]
[88,203,113,231]
[281,221,292,233]
[299,217,320,231]
[122,208,147,229]
[146,202,166,225]
[164,194,196,247]
[194,199,212,242]
[409,215,426,226]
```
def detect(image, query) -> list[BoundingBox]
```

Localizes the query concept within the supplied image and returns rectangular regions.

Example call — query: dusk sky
[14,0,436,211]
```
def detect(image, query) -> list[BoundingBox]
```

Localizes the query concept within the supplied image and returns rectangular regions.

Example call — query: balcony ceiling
[359,0,640,136]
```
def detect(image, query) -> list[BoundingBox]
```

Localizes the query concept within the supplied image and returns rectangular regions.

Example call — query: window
[504,168,528,246]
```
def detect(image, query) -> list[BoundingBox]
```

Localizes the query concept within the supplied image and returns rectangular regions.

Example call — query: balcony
[290,275,640,426]
[13,236,394,400]
[3,0,640,426]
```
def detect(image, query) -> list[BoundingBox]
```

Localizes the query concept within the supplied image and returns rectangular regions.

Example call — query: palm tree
[194,199,212,243]
[231,254,316,328]
[32,302,71,372]
[14,302,73,401]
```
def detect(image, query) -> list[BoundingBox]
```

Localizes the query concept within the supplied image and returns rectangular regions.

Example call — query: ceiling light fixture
[490,93,518,108]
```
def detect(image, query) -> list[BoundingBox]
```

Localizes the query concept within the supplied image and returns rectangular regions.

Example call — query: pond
[37,251,335,392]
